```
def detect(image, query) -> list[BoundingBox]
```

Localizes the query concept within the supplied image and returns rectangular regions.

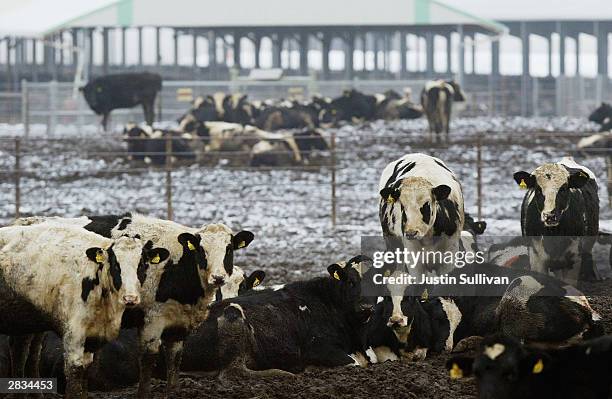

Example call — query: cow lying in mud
[447,333,612,399]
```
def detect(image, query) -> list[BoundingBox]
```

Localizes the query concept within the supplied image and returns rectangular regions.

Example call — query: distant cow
[123,124,195,165]
[250,129,329,167]
[80,72,162,131]
[447,334,612,399]
[420,80,465,142]
[321,89,378,125]
[0,223,142,398]
[588,102,612,132]
[255,104,317,131]
[374,90,423,121]
[513,157,599,282]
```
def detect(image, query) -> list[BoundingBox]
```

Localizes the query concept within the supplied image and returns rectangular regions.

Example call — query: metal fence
[0,75,608,136]
[0,128,606,233]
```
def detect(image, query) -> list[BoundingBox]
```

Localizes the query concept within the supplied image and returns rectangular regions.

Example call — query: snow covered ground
[0,116,608,282]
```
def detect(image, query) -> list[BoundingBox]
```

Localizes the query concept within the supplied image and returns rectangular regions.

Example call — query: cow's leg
[303,344,356,368]
[62,333,91,399]
[137,326,163,399]
[161,339,184,395]
[101,113,109,132]
[143,100,154,126]
[9,334,33,377]
[24,333,43,378]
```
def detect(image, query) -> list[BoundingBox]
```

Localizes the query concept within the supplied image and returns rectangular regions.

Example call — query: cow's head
[85,235,144,306]
[380,176,451,240]
[196,223,254,288]
[139,239,171,285]
[446,80,466,102]
[327,256,374,324]
[588,102,612,124]
[179,114,210,137]
[446,335,550,399]
[513,164,589,227]
[216,266,265,301]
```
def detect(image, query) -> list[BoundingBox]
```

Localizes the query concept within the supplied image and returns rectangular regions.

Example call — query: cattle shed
[0,0,506,86]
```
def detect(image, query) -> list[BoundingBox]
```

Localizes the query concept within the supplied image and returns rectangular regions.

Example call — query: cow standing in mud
[378,153,465,279]
[513,157,599,282]
[420,80,465,142]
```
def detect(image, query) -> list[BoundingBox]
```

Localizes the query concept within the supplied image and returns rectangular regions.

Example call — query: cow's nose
[387,316,408,328]
[405,230,419,239]
[211,275,225,286]
[123,295,140,306]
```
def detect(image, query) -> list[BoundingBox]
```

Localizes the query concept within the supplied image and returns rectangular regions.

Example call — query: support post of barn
[165,136,173,221]
[330,131,337,228]
[21,80,29,139]
[14,138,21,220]
[476,134,482,220]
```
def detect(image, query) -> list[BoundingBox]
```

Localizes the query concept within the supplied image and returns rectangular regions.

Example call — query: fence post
[48,80,58,135]
[165,135,173,221]
[476,134,482,220]
[21,80,29,138]
[330,131,337,228]
[14,138,21,219]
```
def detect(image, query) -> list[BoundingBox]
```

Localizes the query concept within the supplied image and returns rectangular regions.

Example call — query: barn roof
[0,0,508,37]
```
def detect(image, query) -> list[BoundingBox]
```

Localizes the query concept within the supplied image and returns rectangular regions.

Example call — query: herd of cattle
[0,144,610,398]
[81,73,465,166]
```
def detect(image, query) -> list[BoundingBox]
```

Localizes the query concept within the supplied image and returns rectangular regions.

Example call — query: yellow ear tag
[150,254,161,264]
[387,195,395,204]
[238,241,246,249]
[421,288,429,301]
[449,363,463,379]
[333,271,341,280]
[253,277,260,287]
[95,251,104,263]
[519,179,527,189]
[532,359,544,374]
[384,269,391,277]
[187,241,196,251]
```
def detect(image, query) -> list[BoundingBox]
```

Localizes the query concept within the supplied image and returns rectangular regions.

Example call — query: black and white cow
[379,153,465,279]
[255,103,317,131]
[488,236,530,270]
[374,90,423,121]
[0,223,142,398]
[177,257,373,376]
[447,334,612,399]
[588,102,612,132]
[420,80,465,142]
[576,131,612,207]
[80,72,162,131]
[123,124,195,165]
[37,265,265,393]
[222,93,256,125]
[513,157,599,282]
[178,95,221,124]
[320,89,378,125]
[250,129,329,167]
[366,264,602,363]
[15,213,254,398]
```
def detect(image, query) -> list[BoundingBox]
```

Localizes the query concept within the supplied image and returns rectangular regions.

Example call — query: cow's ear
[446,357,473,379]
[380,187,400,204]
[245,270,265,288]
[178,233,200,252]
[568,171,589,188]
[86,247,105,263]
[432,185,451,201]
[233,231,254,250]
[327,263,347,281]
[513,171,535,189]
[147,248,170,264]
[473,221,487,235]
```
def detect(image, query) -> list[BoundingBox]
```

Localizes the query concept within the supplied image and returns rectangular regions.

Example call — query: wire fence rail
[0,129,607,232]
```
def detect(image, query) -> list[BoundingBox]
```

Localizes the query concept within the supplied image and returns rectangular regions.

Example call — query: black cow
[447,334,612,399]
[80,72,162,130]
[181,258,373,376]
[420,80,465,142]
[321,89,378,125]
[513,157,599,282]
[588,102,612,132]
